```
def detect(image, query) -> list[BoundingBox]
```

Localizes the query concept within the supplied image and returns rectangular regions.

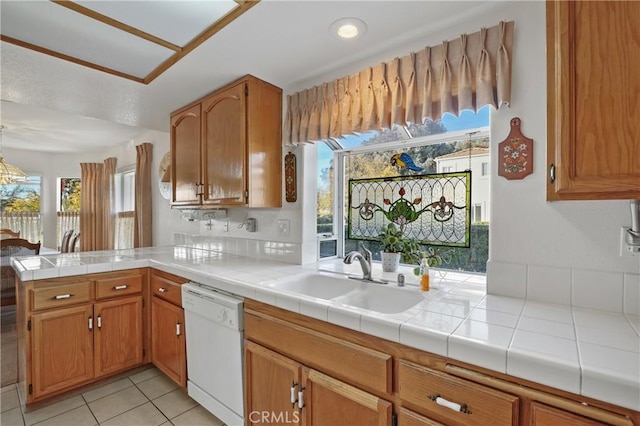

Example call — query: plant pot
[381,252,401,272]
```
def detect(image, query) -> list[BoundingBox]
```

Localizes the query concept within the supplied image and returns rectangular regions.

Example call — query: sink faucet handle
[359,242,372,261]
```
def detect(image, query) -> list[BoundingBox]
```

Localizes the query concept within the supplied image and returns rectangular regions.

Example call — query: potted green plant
[379,223,421,272]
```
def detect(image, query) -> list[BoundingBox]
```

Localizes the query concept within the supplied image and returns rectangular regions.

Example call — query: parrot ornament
[390,153,423,172]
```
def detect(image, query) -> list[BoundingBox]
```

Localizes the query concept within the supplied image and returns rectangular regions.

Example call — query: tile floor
[0,367,226,426]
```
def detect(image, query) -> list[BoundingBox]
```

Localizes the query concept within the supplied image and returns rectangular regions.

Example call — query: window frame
[318,126,490,259]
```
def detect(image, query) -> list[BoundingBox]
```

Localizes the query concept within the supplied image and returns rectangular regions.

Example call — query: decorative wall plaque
[284,152,297,202]
[498,117,533,180]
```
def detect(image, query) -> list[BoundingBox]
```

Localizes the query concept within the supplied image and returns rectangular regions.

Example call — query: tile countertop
[11,246,640,412]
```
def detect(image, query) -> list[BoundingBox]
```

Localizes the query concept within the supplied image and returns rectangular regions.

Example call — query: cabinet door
[94,296,143,377]
[530,402,607,426]
[151,296,186,387]
[302,368,392,426]
[245,341,303,426]
[31,304,94,399]
[202,82,246,206]
[171,104,202,205]
[547,1,640,200]
[398,408,446,426]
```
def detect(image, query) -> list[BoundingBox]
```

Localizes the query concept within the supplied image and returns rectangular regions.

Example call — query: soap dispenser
[420,258,430,291]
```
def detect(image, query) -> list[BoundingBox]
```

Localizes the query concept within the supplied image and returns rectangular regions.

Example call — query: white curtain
[0,212,42,243]
[115,211,135,250]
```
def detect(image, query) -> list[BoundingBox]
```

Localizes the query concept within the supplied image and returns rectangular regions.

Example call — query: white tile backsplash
[572,269,624,312]
[624,273,640,315]
[486,261,527,298]
[527,265,571,304]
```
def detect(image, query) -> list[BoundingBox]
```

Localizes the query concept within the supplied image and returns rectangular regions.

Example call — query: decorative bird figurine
[390,153,423,171]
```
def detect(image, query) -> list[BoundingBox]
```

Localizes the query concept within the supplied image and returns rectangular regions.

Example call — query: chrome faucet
[344,242,388,284]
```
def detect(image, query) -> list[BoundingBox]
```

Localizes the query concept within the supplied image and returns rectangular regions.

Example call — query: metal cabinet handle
[53,294,74,300]
[158,287,167,293]
[113,285,128,290]
[88,317,93,330]
[176,323,181,336]
[290,382,298,406]
[97,316,102,329]
[428,394,470,414]
[298,387,305,410]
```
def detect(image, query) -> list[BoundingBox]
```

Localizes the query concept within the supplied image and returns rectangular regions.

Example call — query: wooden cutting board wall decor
[498,117,533,180]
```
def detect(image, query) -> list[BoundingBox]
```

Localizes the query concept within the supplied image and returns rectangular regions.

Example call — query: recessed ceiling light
[330,17,367,40]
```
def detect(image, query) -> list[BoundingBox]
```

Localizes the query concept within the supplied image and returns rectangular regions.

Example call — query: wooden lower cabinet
[245,340,302,426]
[151,296,186,387]
[530,402,610,426]
[19,269,148,404]
[94,296,143,378]
[31,304,94,399]
[302,368,392,426]
[244,340,392,426]
[244,300,640,426]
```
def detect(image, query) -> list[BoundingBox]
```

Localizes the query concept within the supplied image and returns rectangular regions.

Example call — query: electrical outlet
[246,218,257,232]
[620,227,639,257]
[278,219,290,237]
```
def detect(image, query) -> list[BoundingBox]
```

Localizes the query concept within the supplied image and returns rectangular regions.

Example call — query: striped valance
[284,21,513,145]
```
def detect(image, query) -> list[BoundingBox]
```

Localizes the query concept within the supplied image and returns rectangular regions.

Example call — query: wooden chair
[0,229,20,239]
[1,238,41,306]
[60,229,74,253]
[70,232,81,253]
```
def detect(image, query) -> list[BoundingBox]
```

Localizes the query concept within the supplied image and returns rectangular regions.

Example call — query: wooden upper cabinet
[170,75,282,208]
[171,103,202,205]
[202,82,246,206]
[547,1,640,200]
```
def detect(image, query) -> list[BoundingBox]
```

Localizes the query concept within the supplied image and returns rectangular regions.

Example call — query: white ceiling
[0,1,501,154]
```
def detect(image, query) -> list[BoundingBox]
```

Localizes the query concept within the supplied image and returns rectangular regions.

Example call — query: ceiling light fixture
[330,17,367,40]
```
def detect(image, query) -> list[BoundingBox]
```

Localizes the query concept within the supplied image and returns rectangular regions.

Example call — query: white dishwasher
[182,282,244,426]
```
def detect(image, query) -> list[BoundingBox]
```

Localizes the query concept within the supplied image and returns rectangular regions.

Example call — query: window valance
[284,21,513,145]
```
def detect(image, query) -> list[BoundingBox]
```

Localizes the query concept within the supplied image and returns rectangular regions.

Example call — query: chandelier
[0,156,27,185]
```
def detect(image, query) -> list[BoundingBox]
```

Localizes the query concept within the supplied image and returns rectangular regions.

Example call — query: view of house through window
[0,175,42,243]
[317,107,490,273]
[58,178,81,251]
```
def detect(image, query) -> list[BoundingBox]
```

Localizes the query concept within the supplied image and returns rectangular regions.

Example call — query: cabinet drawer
[96,274,143,300]
[245,311,392,395]
[398,360,518,426]
[151,275,184,306]
[31,282,92,311]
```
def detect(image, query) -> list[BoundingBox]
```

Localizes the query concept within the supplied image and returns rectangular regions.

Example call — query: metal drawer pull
[158,287,167,293]
[428,394,470,414]
[97,316,102,329]
[176,323,181,336]
[53,294,74,300]
[113,285,128,290]
[88,317,93,330]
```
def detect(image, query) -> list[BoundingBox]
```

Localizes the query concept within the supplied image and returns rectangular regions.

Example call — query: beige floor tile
[128,367,162,385]
[2,384,16,394]
[23,395,85,426]
[81,378,133,403]
[100,402,167,426]
[152,388,197,420]
[33,405,96,426]
[87,386,147,423]
[1,387,20,413]
[0,406,25,426]
[135,375,178,400]
[170,406,224,426]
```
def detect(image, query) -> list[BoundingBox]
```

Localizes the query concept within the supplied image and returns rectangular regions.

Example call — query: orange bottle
[420,259,430,291]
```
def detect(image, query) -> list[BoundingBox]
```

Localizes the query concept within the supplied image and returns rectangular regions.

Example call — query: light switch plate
[278,219,290,237]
